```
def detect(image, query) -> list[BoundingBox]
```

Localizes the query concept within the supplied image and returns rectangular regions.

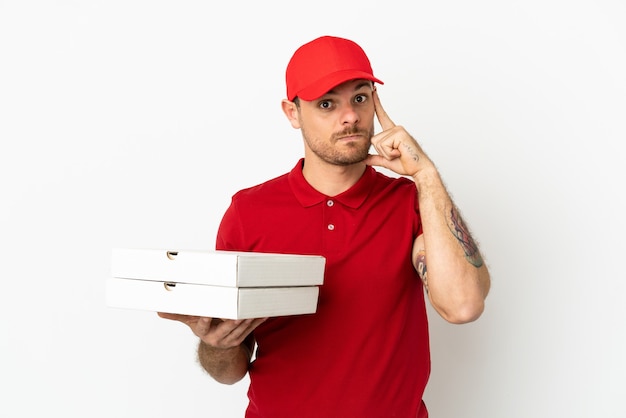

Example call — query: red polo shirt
[216,159,430,418]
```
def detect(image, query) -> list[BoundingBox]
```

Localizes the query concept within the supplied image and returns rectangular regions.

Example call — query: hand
[157,312,267,350]
[365,90,432,178]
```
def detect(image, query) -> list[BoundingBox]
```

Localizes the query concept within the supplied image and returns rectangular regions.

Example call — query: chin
[333,152,369,166]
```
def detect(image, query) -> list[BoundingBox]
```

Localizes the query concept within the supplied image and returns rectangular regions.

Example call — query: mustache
[332,127,371,140]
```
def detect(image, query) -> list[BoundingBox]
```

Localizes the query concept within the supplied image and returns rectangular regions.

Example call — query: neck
[301,158,367,197]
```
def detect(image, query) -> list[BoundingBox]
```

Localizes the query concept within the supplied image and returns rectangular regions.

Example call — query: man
[159,35,490,417]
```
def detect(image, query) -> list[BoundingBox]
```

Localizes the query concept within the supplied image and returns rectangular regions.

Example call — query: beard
[302,125,373,166]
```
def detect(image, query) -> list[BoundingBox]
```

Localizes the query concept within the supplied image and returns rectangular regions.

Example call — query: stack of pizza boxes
[106,248,325,319]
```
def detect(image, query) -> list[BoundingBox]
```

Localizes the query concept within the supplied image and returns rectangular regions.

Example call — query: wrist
[411,164,440,189]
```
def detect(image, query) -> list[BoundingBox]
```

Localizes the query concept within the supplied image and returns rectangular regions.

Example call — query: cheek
[300,115,330,138]
[361,107,375,129]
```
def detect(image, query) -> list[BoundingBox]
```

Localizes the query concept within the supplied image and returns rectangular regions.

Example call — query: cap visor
[295,70,384,101]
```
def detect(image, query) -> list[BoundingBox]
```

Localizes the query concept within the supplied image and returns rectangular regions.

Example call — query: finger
[205,319,248,347]
[248,317,268,332]
[195,317,213,336]
[157,312,196,322]
[373,89,395,131]
[221,318,267,345]
[223,319,260,339]
[370,129,401,161]
[364,153,387,168]
[157,311,173,319]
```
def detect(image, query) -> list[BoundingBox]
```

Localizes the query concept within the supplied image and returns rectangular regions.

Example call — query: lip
[336,134,365,141]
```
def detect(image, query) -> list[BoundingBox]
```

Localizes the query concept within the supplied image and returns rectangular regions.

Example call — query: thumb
[196,317,213,334]
[364,154,386,168]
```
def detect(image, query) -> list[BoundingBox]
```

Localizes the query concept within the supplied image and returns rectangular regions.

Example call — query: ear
[281,99,301,129]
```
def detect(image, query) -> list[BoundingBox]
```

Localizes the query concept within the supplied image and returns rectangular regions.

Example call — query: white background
[1,1,625,417]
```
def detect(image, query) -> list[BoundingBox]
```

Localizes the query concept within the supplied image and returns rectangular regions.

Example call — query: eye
[354,94,368,104]
[318,100,333,110]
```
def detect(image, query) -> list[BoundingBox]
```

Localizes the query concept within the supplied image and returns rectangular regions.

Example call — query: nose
[340,103,360,126]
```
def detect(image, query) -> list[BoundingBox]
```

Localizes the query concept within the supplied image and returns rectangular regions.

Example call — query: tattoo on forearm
[415,249,429,293]
[448,206,484,268]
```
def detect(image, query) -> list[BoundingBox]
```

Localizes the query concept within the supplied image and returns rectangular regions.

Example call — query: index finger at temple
[374,89,395,130]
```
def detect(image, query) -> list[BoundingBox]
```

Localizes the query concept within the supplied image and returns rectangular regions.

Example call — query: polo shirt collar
[288,158,375,209]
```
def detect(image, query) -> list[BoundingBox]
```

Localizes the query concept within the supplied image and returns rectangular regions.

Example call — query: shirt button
[327,224,335,231]
[327,200,334,207]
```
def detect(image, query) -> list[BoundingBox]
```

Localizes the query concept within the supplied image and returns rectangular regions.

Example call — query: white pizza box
[111,248,325,288]
[105,277,320,319]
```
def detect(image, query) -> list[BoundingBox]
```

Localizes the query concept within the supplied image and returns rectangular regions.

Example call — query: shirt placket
[323,198,343,253]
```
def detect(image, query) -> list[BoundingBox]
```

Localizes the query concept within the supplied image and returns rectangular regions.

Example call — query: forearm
[413,166,490,323]
[367,90,489,321]
[197,341,251,385]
